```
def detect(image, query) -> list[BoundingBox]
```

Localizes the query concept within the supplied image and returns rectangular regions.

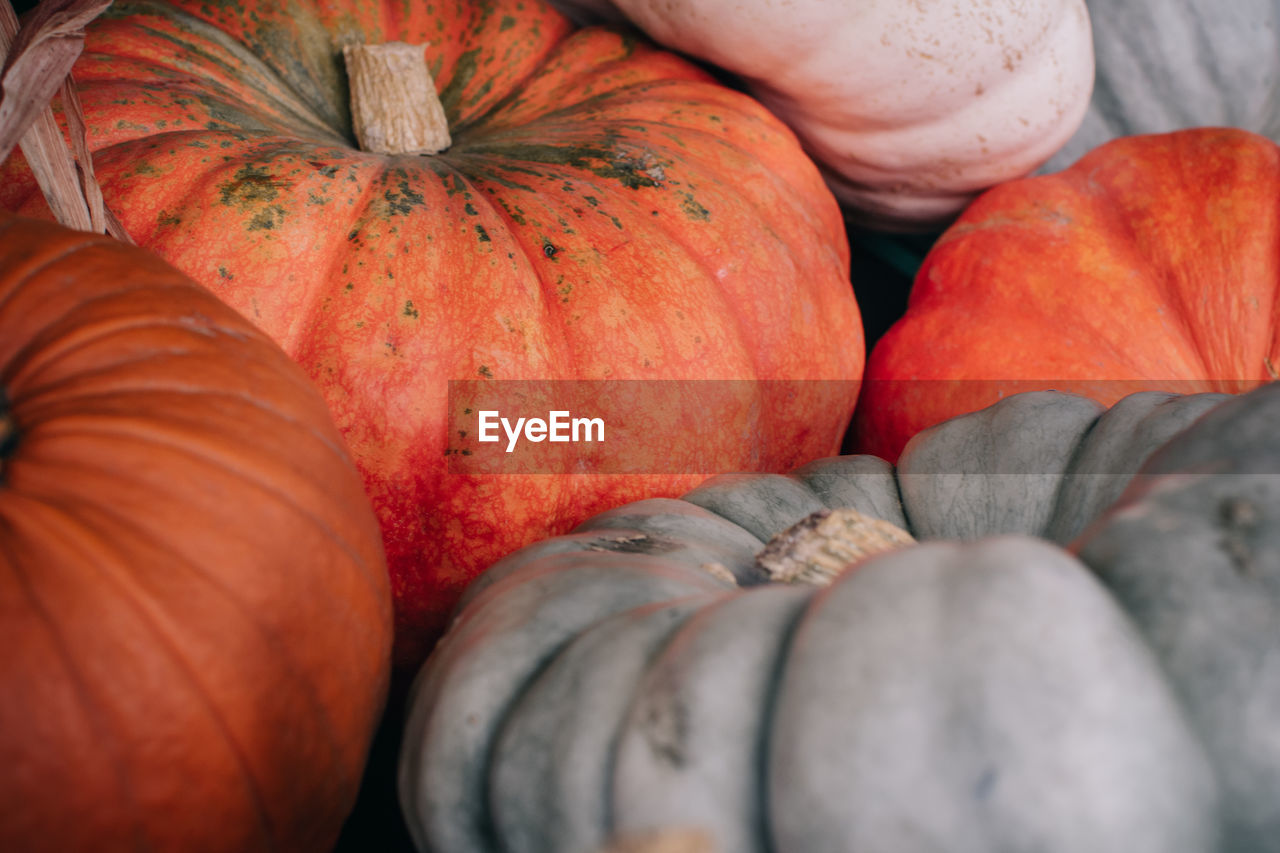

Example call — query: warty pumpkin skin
[0,0,864,668]
[853,127,1280,462]
[399,385,1280,853]
[0,212,392,852]
[1041,0,1280,173]
[549,0,1096,230]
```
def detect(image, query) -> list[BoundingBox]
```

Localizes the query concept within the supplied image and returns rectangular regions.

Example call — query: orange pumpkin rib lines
[85,13,341,139]
[0,520,153,851]
[12,397,386,595]
[3,490,286,848]
[2,0,861,667]
[4,295,253,391]
[2,426,387,844]
[446,111,851,381]
[428,155,581,370]
[0,233,111,354]
[445,149,763,379]
[857,128,1280,461]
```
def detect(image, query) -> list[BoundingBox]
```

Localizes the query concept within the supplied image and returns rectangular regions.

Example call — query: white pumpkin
[552,0,1095,230]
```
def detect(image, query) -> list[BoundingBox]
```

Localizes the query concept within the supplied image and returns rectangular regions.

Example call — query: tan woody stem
[755,508,915,586]
[342,42,450,155]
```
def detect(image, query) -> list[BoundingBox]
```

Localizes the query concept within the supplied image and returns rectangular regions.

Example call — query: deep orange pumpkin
[0,0,863,667]
[854,127,1280,462]
[0,212,392,851]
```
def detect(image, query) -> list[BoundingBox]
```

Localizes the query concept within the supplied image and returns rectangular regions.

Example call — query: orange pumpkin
[0,212,392,852]
[0,0,863,667]
[854,128,1280,461]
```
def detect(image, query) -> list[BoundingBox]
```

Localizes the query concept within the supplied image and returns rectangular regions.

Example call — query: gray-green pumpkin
[399,385,1280,853]
[1042,0,1280,172]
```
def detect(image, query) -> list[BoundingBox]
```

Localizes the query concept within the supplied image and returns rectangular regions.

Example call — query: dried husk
[0,0,129,240]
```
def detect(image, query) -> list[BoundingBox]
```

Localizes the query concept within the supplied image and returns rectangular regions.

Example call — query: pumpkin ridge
[1081,184,1214,379]
[886,467,913,544]
[2,492,286,848]
[423,159,755,387]
[453,60,687,138]
[1166,133,1280,383]
[16,404,389,602]
[3,303,261,393]
[279,155,393,354]
[122,139,382,352]
[82,70,334,148]
[451,25,652,133]
[428,4,577,129]
[1262,184,1280,380]
[923,212,1137,382]
[0,263,348,455]
[0,232,114,327]
[475,104,838,240]
[10,455,375,750]
[103,0,349,137]
[749,586,816,848]
[1142,149,1239,381]
[453,125,838,380]
[0,525,151,849]
[492,592,721,848]
[1042,412,1107,538]
[90,18,341,144]
[442,30,580,139]
[0,252,231,379]
[17,379,354,479]
[425,155,581,371]
[444,144,768,378]
[1183,7,1234,114]
[400,558,731,851]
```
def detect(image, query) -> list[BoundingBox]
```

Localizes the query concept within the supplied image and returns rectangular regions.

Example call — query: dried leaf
[0,0,128,241]
[59,70,129,240]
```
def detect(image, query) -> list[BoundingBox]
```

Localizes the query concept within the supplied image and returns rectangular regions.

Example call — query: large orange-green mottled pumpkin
[854,128,1280,462]
[0,0,864,666]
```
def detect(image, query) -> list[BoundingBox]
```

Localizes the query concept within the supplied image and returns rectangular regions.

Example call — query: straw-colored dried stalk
[0,0,129,240]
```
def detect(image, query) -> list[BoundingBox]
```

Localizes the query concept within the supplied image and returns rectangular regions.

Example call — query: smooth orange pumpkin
[0,212,392,852]
[854,127,1280,461]
[0,0,864,667]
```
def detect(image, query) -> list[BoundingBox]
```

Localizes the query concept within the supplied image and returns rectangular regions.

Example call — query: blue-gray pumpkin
[1042,0,1280,172]
[399,385,1280,853]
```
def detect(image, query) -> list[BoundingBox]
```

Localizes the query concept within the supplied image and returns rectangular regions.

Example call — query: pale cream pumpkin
[554,0,1095,230]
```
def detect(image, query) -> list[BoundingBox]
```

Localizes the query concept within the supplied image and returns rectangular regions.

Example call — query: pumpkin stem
[755,508,915,586]
[342,42,451,155]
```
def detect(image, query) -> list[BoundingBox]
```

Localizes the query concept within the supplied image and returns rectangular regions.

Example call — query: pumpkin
[399,384,1280,852]
[1041,0,1280,173]
[546,0,1096,231]
[0,0,864,667]
[853,127,1280,462]
[0,211,392,851]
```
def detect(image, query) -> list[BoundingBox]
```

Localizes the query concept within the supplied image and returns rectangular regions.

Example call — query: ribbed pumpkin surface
[0,0,864,665]
[855,128,1280,461]
[0,212,391,852]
